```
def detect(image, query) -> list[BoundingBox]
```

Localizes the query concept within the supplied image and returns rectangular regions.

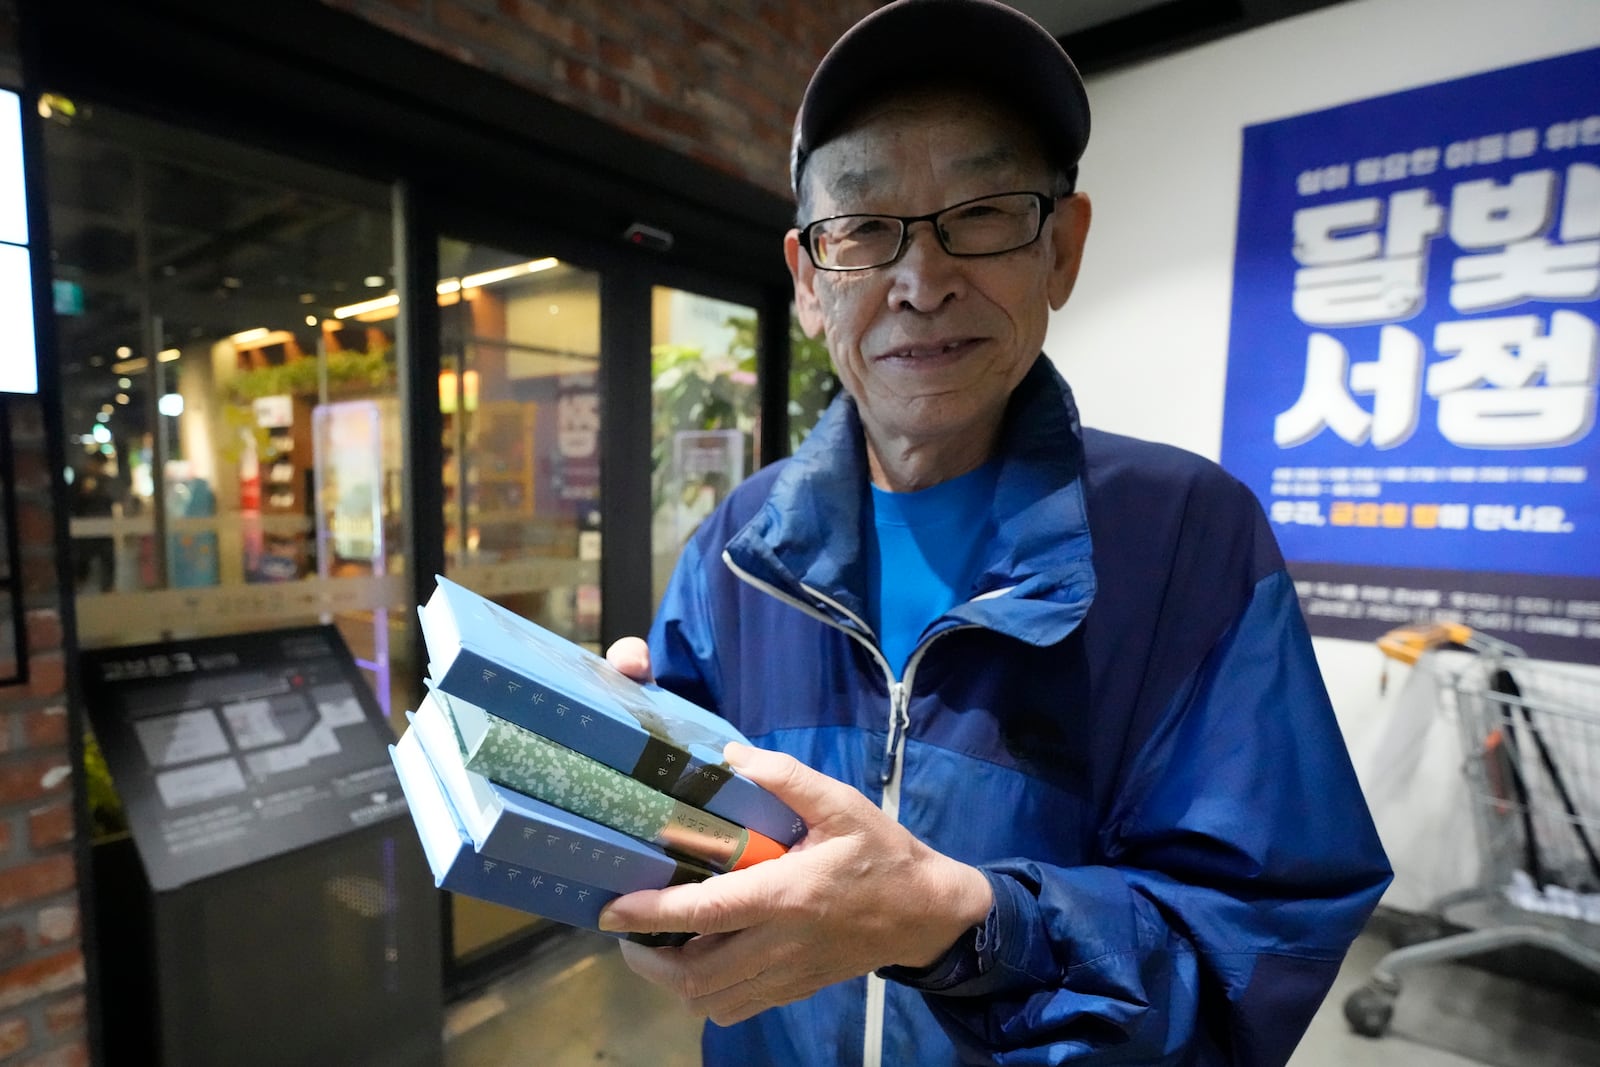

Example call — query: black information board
[82,625,409,892]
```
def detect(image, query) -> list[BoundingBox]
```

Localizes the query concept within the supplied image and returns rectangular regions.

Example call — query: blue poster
[1222,47,1600,661]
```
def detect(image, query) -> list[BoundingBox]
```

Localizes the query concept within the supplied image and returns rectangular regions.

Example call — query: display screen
[80,625,409,891]
[0,87,37,395]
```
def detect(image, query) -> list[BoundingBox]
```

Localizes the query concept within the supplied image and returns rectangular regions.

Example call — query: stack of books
[390,576,805,946]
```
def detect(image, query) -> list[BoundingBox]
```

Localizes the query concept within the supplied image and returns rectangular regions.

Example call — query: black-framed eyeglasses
[801,191,1057,272]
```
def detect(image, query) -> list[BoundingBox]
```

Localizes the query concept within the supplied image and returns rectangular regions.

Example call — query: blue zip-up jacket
[648,357,1392,1066]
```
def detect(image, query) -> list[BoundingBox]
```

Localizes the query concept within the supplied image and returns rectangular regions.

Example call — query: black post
[758,284,792,465]
[395,181,444,632]
[598,270,653,647]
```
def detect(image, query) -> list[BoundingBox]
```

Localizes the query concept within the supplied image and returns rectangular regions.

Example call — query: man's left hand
[597,741,993,1025]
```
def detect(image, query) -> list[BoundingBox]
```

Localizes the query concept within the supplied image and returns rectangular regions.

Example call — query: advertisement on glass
[1,87,38,395]
[1222,47,1600,663]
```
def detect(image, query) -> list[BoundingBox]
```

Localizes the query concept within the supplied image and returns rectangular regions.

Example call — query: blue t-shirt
[865,462,998,678]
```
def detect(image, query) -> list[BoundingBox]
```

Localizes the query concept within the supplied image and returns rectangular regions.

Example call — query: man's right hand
[605,637,654,685]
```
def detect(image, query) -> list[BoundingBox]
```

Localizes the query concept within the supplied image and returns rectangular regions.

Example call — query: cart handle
[1377,623,1471,665]
[1376,623,1524,665]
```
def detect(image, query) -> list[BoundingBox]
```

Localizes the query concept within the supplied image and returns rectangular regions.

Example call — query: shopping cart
[1344,623,1600,1038]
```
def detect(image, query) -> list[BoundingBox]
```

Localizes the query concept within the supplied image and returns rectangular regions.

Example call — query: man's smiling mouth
[874,338,980,362]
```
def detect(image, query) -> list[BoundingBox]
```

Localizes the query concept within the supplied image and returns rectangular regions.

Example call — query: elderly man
[599,1,1392,1064]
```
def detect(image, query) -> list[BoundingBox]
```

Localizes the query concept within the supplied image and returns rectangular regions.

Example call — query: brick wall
[0,395,90,1067]
[0,5,91,1057]
[319,0,880,198]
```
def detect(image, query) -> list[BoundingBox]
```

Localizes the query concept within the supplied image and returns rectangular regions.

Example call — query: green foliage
[650,334,754,514]
[648,310,838,513]
[226,342,395,403]
[651,339,752,435]
[786,317,838,451]
[82,728,128,841]
[719,311,839,449]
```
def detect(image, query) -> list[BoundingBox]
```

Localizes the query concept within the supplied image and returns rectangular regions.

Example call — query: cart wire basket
[1345,623,1600,1038]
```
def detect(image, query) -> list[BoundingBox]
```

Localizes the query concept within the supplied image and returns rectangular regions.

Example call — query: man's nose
[887,221,963,312]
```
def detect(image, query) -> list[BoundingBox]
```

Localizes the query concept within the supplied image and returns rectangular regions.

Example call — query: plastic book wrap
[389,726,690,946]
[419,575,805,847]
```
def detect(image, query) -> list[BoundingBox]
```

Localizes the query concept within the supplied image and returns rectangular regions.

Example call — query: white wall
[1048,0,1600,909]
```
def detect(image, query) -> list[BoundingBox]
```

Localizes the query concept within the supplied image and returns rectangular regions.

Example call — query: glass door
[648,286,840,609]
[649,286,761,609]
[435,236,604,962]
[42,96,415,732]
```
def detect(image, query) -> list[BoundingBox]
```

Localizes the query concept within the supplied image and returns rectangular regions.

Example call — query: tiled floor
[445,925,1600,1066]
[1290,928,1600,1067]
[444,930,701,1067]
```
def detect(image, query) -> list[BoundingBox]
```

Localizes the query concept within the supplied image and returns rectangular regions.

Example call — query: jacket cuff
[877,868,1046,998]
[875,908,989,992]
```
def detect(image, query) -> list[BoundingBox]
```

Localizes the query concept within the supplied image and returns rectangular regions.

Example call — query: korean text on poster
[1221,47,1600,659]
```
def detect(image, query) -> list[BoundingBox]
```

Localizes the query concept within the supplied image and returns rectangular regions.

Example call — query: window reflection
[650,288,760,610]
[435,238,604,960]
[438,239,603,649]
[44,97,409,714]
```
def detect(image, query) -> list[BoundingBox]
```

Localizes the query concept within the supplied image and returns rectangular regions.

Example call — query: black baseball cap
[790,0,1091,195]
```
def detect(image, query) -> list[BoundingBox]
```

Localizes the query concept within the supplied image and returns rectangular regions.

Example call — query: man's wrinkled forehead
[815,146,1033,211]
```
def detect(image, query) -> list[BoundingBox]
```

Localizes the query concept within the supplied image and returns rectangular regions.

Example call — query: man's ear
[784,229,826,338]
[1046,193,1092,310]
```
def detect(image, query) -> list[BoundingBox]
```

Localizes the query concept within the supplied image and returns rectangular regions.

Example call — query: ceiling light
[364,275,385,288]
[158,393,184,417]
[91,425,110,443]
[230,328,270,345]
[305,315,318,327]
[333,294,398,319]
[460,258,559,289]
[112,357,148,374]
[117,377,131,388]
[333,258,561,319]
[115,393,129,405]
[158,348,181,362]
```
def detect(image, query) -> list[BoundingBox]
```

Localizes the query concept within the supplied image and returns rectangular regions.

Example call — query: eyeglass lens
[808,192,1043,270]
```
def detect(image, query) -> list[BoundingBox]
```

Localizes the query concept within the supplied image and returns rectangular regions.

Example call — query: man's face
[784,88,1091,467]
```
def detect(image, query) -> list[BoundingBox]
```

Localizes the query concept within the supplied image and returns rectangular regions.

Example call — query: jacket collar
[725,355,1097,647]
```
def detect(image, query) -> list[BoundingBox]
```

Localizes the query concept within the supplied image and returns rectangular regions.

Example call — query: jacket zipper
[721,550,980,1067]
[882,681,908,788]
